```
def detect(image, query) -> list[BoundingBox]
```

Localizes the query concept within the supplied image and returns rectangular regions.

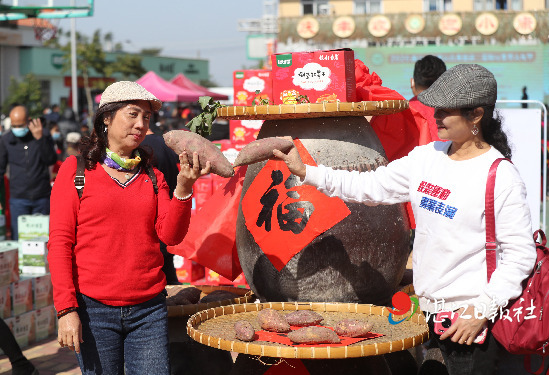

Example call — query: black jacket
[0,130,57,200]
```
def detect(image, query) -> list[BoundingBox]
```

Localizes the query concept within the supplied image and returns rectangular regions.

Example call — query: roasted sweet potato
[287,326,341,344]
[163,130,234,177]
[334,319,373,338]
[284,310,324,327]
[198,290,241,304]
[234,320,256,342]
[257,308,291,333]
[233,137,294,167]
[166,287,202,306]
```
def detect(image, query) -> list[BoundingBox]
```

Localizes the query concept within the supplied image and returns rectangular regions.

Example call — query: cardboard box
[13,311,36,348]
[33,274,54,309]
[205,268,248,288]
[271,49,356,105]
[173,255,205,284]
[11,278,34,315]
[34,305,56,341]
[17,214,49,241]
[229,120,263,148]
[233,70,273,106]
[0,284,11,318]
[20,237,49,275]
[0,245,19,286]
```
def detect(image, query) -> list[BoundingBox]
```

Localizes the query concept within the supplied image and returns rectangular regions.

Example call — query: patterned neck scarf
[104,148,141,171]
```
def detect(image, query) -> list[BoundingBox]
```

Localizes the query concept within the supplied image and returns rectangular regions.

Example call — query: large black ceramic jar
[236,116,410,306]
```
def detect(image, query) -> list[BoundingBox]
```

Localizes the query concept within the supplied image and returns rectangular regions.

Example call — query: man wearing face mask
[0,105,57,240]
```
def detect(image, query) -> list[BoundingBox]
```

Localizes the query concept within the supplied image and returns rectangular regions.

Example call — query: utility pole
[237,0,278,65]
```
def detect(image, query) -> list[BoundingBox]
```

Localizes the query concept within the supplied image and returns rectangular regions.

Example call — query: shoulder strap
[146,165,158,195]
[485,157,512,281]
[74,155,85,199]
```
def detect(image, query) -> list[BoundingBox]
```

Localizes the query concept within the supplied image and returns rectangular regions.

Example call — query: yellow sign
[475,13,499,36]
[405,14,425,34]
[439,14,462,36]
[368,15,391,38]
[333,16,355,38]
[513,12,536,35]
[297,16,319,39]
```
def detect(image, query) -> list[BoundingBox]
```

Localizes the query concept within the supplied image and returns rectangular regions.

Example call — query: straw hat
[99,81,162,112]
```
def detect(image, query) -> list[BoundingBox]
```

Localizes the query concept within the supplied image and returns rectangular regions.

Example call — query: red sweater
[48,156,191,312]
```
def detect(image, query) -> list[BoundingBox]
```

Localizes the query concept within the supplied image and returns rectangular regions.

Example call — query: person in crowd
[64,132,82,159]
[0,105,57,240]
[49,122,65,183]
[58,108,79,136]
[274,64,536,375]
[409,55,447,141]
[80,123,90,138]
[0,318,39,375]
[521,86,528,109]
[45,104,61,125]
[141,127,181,285]
[48,81,211,375]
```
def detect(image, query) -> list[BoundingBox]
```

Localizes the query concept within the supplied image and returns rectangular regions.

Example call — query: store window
[474,0,522,10]
[301,0,330,15]
[354,0,382,14]
[424,0,452,12]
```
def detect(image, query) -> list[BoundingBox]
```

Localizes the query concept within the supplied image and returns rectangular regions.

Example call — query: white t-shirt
[303,141,536,317]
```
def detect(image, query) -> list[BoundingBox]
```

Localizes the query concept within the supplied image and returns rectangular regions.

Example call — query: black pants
[0,318,36,375]
[426,312,501,375]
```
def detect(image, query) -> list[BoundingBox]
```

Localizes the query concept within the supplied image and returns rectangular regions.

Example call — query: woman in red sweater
[48,82,211,375]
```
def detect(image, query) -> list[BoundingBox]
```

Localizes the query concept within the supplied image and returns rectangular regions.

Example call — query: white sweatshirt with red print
[302,141,536,318]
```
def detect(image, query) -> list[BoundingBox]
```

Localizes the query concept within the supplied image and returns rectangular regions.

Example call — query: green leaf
[198,96,214,110]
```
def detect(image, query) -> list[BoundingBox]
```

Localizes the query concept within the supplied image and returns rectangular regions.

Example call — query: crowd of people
[0,57,545,375]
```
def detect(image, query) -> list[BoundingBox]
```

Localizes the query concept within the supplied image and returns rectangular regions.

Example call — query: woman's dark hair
[80,100,152,170]
[461,106,512,159]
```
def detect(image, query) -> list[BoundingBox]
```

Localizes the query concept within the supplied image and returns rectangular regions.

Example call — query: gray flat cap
[418,64,497,109]
[99,81,162,112]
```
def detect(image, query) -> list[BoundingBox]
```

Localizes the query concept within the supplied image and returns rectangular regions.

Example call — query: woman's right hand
[272,138,307,179]
[58,311,83,353]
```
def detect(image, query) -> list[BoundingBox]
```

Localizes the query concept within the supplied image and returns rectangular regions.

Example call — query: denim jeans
[75,292,170,375]
[426,312,501,375]
[9,197,50,240]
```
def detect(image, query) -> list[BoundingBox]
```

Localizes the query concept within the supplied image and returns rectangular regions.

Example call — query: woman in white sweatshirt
[273,64,536,375]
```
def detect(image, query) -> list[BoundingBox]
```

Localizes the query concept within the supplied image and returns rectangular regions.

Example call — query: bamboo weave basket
[166,285,255,317]
[217,100,409,120]
[187,302,428,359]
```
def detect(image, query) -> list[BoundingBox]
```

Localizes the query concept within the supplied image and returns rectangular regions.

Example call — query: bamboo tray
[187,302,428,359]
[166,285,255,317]
[217,100,409,120]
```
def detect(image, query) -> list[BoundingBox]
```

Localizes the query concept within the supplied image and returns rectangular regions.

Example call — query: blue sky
[57,0,265,87]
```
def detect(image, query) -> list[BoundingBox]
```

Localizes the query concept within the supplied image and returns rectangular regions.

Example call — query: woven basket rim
[186,302,428,359]
[217,100,409,120]
[166,284,254,317]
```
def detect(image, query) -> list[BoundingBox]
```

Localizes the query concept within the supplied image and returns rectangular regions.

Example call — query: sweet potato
[166,287,202,306]
[284,310,324,327]
[334,319,373,338]
[287,326,341,344]
[163,130,234,177]
[234,320,256,342]
[257,308,291,333]
[233,137,294,167]
[198,290,241,304]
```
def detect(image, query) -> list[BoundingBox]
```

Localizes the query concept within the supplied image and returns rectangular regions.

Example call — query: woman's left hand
[174,151,211,198]
[439,305,488,345]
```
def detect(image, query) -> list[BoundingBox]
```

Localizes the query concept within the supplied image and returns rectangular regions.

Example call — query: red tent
[95,71,202,103]
[170,73,228,100]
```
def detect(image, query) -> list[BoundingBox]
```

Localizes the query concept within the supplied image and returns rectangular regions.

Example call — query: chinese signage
[475,13,499,36]
[333,16,355,38]
[439,14,462,36]
[513,12,536,35]
[368,15,391,37]
[405,14,425,34]
[297,16,319,39]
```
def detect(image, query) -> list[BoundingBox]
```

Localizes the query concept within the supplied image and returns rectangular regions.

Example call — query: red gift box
[271,49,356,105]
[229,119,263,147]
[205,268,248,288]
[173,255,205,283]
[233,70,273,106]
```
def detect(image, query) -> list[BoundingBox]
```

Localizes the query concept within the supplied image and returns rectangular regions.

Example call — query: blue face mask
[12,127,29,138]
[52,133,61,141]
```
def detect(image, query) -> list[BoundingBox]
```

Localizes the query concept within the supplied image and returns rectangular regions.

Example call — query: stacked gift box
[0,214,57,354]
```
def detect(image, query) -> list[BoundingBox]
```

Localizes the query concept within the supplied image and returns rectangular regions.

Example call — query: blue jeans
[75,292,170,375]
[9,197,50,240]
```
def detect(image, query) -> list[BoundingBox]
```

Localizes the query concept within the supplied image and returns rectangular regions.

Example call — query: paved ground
[0,335,80,375]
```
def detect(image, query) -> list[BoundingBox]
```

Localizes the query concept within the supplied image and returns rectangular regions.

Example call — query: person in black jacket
[141,127,182,285]
[0,105,57,240]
